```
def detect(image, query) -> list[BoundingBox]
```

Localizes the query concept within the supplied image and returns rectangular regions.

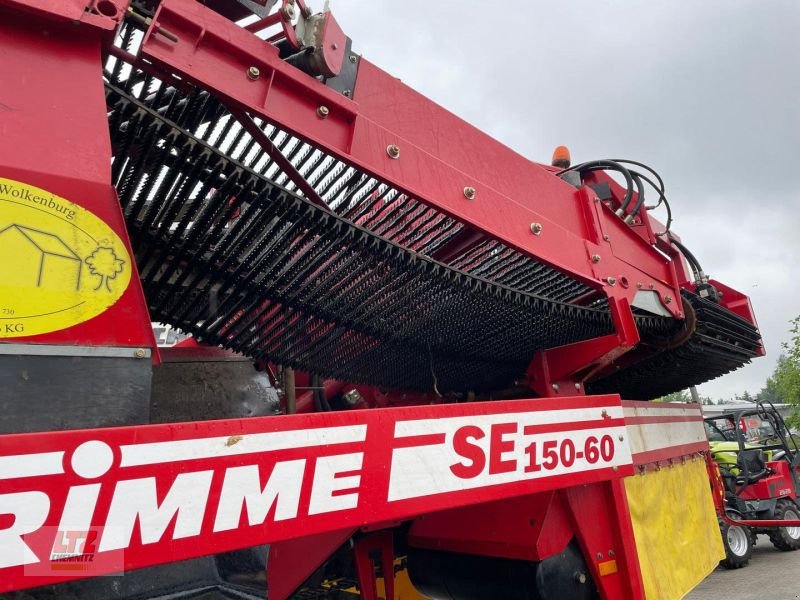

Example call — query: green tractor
[704,402,800,569]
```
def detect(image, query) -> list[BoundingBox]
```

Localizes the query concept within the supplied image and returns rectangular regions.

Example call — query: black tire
[768,499,800,551]
[719,517,753,569]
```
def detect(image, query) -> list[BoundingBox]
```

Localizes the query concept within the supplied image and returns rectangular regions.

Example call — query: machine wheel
[768,499,800,551]
[719,517,753,569]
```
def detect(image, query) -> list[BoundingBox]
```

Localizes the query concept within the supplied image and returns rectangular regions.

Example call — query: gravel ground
[686,535,800,600]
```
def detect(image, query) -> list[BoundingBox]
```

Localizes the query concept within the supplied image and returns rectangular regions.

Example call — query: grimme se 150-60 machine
[0,1,781,599]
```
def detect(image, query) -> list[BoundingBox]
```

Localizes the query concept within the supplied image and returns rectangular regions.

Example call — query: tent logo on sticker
[0,177,131,338]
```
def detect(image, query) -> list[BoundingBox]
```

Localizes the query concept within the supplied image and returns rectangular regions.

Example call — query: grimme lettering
[0,183,77,220]
[0,451,363,569]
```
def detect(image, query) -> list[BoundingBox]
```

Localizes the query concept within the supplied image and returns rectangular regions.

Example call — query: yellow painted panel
[624,458,723,600]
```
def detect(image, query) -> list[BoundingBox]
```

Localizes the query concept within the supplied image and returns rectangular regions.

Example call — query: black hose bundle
[557,158,673,231]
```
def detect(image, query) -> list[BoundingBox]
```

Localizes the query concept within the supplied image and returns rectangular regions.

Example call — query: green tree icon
[85,247,125,292]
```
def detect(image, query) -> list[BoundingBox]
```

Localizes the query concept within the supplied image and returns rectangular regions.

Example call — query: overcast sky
[335,1,800,400]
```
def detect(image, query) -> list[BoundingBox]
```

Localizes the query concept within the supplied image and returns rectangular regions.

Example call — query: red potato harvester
[0,1,781,599]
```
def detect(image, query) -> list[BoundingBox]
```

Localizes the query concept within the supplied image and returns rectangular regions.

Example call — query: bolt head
[606,277,617,286]
[349,54,358,63]
[603,234,610,241]
[247,66,260,80]
[664,294,672,304]
[282,4,295,19]
[530,222,543,235]
[386,144,401,159]
[575,383,581,390]
[343,89,351,97]
[463,186,476,200]
[316,105,329,118]
[343,389,363,406]
[591,254,601,263]
[618,435,624,442]
[134,348,146,358]
[636,282,643,289]
[648,283,655,290]
[575,572,587,584]
[331,42,339,50]
[551,383,560,391]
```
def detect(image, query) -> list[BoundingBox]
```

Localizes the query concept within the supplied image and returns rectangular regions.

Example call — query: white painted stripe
[626,422,707,457]
[0,451,64,480]
[623,405,703,419]
[388,426,631,501]
[394,406,623,438]
[120,425,367,467]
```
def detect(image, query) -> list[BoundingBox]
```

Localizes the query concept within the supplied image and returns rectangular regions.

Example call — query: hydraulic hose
[668,235,705,282]
[624,173,646,224]
[557,160,635,215]
[612,159,665,195]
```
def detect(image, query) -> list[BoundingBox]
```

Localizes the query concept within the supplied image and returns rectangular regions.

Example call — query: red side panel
[0,10,154,349]
[0,396,633,591]
[408,491,573,562]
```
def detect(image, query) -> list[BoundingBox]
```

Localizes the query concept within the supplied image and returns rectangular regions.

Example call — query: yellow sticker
[0,177,132,338]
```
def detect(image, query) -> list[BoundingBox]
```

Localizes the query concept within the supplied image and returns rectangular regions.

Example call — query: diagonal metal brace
[228,106,331,210]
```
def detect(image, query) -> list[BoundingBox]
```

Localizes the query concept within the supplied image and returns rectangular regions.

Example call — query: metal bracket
[354,531,395,600]
[526,296,640,397]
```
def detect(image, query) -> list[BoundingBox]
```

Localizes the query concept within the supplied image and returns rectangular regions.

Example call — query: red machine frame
[0,394,712,599]
[0,1,767,599]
